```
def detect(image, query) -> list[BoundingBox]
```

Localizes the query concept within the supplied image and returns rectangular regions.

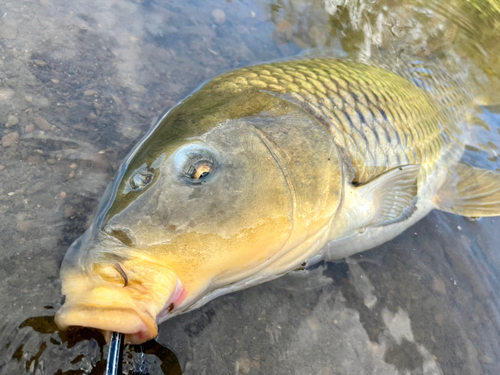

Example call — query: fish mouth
[55,260,182,344]
[55,302,157,344]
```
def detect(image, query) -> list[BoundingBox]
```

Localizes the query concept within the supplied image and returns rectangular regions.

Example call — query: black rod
[105,332,124,375]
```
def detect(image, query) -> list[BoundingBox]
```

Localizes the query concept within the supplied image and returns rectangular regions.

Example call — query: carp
[55,58,500,344]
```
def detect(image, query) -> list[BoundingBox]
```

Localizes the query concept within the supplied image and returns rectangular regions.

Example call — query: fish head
[56,88,343,344]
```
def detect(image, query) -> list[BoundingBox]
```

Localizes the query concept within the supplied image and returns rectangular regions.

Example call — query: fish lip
[55,303,158,344]
[56,259,180,344]
[157,280,188,322]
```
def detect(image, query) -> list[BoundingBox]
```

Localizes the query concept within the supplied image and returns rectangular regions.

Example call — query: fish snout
[55,291,158,344]
[55,258,181,344]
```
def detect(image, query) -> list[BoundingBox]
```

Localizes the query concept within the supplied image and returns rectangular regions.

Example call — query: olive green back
[209,58,473,186]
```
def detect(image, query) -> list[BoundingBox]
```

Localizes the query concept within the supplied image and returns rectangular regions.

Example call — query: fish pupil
[190,162,212,180]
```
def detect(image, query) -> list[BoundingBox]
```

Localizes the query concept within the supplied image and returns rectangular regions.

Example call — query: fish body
[55,58,500,344]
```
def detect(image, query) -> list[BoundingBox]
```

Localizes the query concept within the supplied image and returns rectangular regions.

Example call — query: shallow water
[0,0,500,374]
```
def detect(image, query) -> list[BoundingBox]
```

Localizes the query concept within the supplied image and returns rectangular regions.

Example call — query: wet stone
[33,97,50,108]
[34,116,52,131]
[91,154,108,172]
[276,20,292,33]
[434,313,444,325]
[24,124,34,133]
[432,277,447,295]
[84,90,96,96]
[2,132,19,147]
[16,220,33,233]
[0,89,14,101]
[212,9,226,25]
[35,193,54,208]
[0,21,18,40]
[33,59,47,67]
[27,155,42,164]
[236,357,251,374]
[64,206,74,218]
[6,115,19,128]
[480,355,493,364]
[87,112,99,123]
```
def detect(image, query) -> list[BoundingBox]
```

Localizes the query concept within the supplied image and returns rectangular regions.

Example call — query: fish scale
[211,58,470,186]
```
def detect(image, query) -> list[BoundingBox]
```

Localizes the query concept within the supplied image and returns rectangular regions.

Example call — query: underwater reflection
[11,316,181,374]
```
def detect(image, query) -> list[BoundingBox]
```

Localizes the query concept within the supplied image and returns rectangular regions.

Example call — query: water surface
[0,0,499,374]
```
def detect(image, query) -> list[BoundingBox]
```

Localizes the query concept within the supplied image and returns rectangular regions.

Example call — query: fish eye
[130,171,153,190]
[174,144,217,183]
[184,156,213,180]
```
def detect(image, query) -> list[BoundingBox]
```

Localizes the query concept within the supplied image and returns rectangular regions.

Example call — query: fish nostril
[107,229,134,247]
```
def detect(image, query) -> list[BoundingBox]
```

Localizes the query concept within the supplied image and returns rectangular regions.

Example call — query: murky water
[1,0,500,374]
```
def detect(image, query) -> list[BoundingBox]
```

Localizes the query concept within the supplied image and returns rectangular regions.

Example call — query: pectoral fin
[357,164,421,225]
[435,163,500,217]
[329,164,420,240]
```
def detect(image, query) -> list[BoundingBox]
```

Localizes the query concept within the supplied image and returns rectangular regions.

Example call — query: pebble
[24,124,34,133]
[91,153,108,172]
[2,132,19,147]
[434,313,444,325]
[69,170,75,178]
[51,79,59,84]
[40,0,51,6]
[33,59,47,67]
[0,21,18,40]
[480,355,493,364]
[212,9,226,25]
[84,90,96,96]
[60,191,66,198]
[33,96,50,108]
[87,112,99,123]
[276,20,292,33]
[34,116,52,131]
[6,115,19,128]
[16,220,32,233]
[236,357,251,374]
[64,206,74,218]
[432,277,446,295]
[70,163,77,169]
[111,95,122,106]
[25,95,33,103]
[0,88,14,101]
